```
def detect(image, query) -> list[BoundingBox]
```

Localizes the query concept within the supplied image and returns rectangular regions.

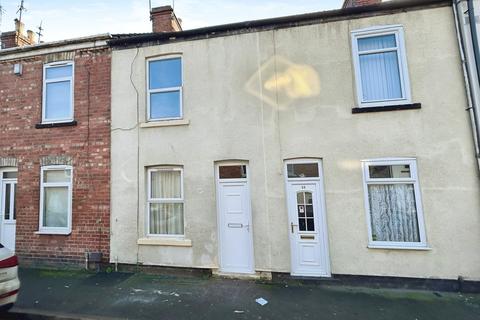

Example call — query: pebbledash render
[109,0,480,283]
[0,24,111,266]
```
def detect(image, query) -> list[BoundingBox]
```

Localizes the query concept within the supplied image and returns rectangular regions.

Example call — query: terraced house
[109,0,480,287]
[0,0,479,291]
[0,19,112,267]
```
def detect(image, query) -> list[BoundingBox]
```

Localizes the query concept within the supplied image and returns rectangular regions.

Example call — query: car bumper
[0,278,20,307]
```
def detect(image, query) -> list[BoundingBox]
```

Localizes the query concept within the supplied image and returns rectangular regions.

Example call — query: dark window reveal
[287,163,319,178]
[219,165,247,179]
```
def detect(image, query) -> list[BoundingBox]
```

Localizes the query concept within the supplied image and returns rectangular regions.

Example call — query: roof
[109,0,450,49]
[0,33,113,57]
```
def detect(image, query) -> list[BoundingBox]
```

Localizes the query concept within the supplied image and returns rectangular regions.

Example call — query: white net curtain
[368,184,420,242]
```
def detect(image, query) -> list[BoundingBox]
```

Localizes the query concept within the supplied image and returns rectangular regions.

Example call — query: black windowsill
[35,121,77,129]
[352,103,421,114]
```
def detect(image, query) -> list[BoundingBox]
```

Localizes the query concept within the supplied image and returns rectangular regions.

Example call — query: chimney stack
[342,0,381,8]
[150,5,182,33]
[1,19,36,49]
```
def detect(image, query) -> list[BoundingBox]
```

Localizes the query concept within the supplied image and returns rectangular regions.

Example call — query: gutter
[109,0,450,47]
[453,0,480,173]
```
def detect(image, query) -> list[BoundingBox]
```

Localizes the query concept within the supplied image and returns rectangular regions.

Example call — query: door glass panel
[305,192,312,204]
[296,191,315,232]
[219,165,247,179]
[12,184,16,220]
[2,172,17,179]
[287,163,319,178]
[296,192,304,205]
[306,218,315,231]
[299,219,306,231]
[297,205,306,217]
[4,184,10,220]
[306,205,313,217]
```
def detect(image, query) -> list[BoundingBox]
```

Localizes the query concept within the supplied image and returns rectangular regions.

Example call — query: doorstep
[212,269,272,281]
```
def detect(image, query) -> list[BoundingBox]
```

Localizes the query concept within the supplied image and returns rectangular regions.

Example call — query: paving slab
[5,268,480,320]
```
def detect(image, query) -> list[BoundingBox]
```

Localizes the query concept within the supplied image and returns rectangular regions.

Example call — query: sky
[0,0,343,42]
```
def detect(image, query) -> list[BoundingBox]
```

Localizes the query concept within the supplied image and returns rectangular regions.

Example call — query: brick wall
[1,32,17,50]
[150,6,182,32]
[0,47,111,267]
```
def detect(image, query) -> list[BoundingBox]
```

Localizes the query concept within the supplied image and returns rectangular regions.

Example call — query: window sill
[368,245,431,251]
[137,237,192,247]
[352,103,421,114]
[140,119,190,128]
[35,230,71,236]
[35,121,77,129]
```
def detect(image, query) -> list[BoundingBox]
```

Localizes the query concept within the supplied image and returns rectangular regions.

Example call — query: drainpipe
[453,0,480,173]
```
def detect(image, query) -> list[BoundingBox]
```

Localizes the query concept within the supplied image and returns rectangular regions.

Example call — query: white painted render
[110,6,480,280]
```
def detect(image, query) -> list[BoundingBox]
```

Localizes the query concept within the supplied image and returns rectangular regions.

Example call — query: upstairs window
[42,62,74,123]
[351,26,411,107]
[147,56,183,121]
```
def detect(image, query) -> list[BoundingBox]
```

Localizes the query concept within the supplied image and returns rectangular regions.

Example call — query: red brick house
[0,20,111,267]
[0,5,182,268]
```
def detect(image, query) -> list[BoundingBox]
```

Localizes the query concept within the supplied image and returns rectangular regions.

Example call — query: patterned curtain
[368,184,420,242]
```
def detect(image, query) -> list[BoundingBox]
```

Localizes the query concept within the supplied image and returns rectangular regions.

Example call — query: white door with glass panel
[216,164,254,274]
[285,160,330,277]
[1,171,17,252]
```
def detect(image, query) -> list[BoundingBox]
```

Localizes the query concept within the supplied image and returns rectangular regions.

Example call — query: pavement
[1,268,479,319]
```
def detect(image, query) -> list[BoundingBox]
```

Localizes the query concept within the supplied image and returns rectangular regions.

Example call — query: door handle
[227,223,243,228]
[290,222,298,234]
[244,224,250,232]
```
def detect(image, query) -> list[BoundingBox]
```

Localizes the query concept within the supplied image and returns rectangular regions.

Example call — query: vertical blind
[358,34,403,102]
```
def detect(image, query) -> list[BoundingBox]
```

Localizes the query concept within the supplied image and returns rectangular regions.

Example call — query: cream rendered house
[109,0,480,285]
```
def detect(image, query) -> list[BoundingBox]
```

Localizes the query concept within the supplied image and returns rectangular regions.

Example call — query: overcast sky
[0,0,343,42]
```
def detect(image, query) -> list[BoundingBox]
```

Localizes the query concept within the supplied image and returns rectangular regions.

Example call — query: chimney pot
[14,19,25,35]
[27,30,36,44]
[1,19,36,49]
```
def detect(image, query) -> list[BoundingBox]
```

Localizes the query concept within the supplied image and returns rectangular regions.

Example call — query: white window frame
[42,61,75,124]
[351,25,411,108]
[146,167,185,238]
[146,55,183,122]
[38,165,73,235]
[361,158,427,249]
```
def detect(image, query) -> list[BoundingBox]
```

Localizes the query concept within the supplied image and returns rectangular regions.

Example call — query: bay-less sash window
[362,159,427,249]
[39,166,73,234]
[147,167,184,236]
[147,57,183,120]
[42,62,74,123]
[351,26,411,107]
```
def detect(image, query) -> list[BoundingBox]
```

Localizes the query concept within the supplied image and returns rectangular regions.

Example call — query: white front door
[285,160,330,277]
[1,177,17,252]
[216,164,254,274]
